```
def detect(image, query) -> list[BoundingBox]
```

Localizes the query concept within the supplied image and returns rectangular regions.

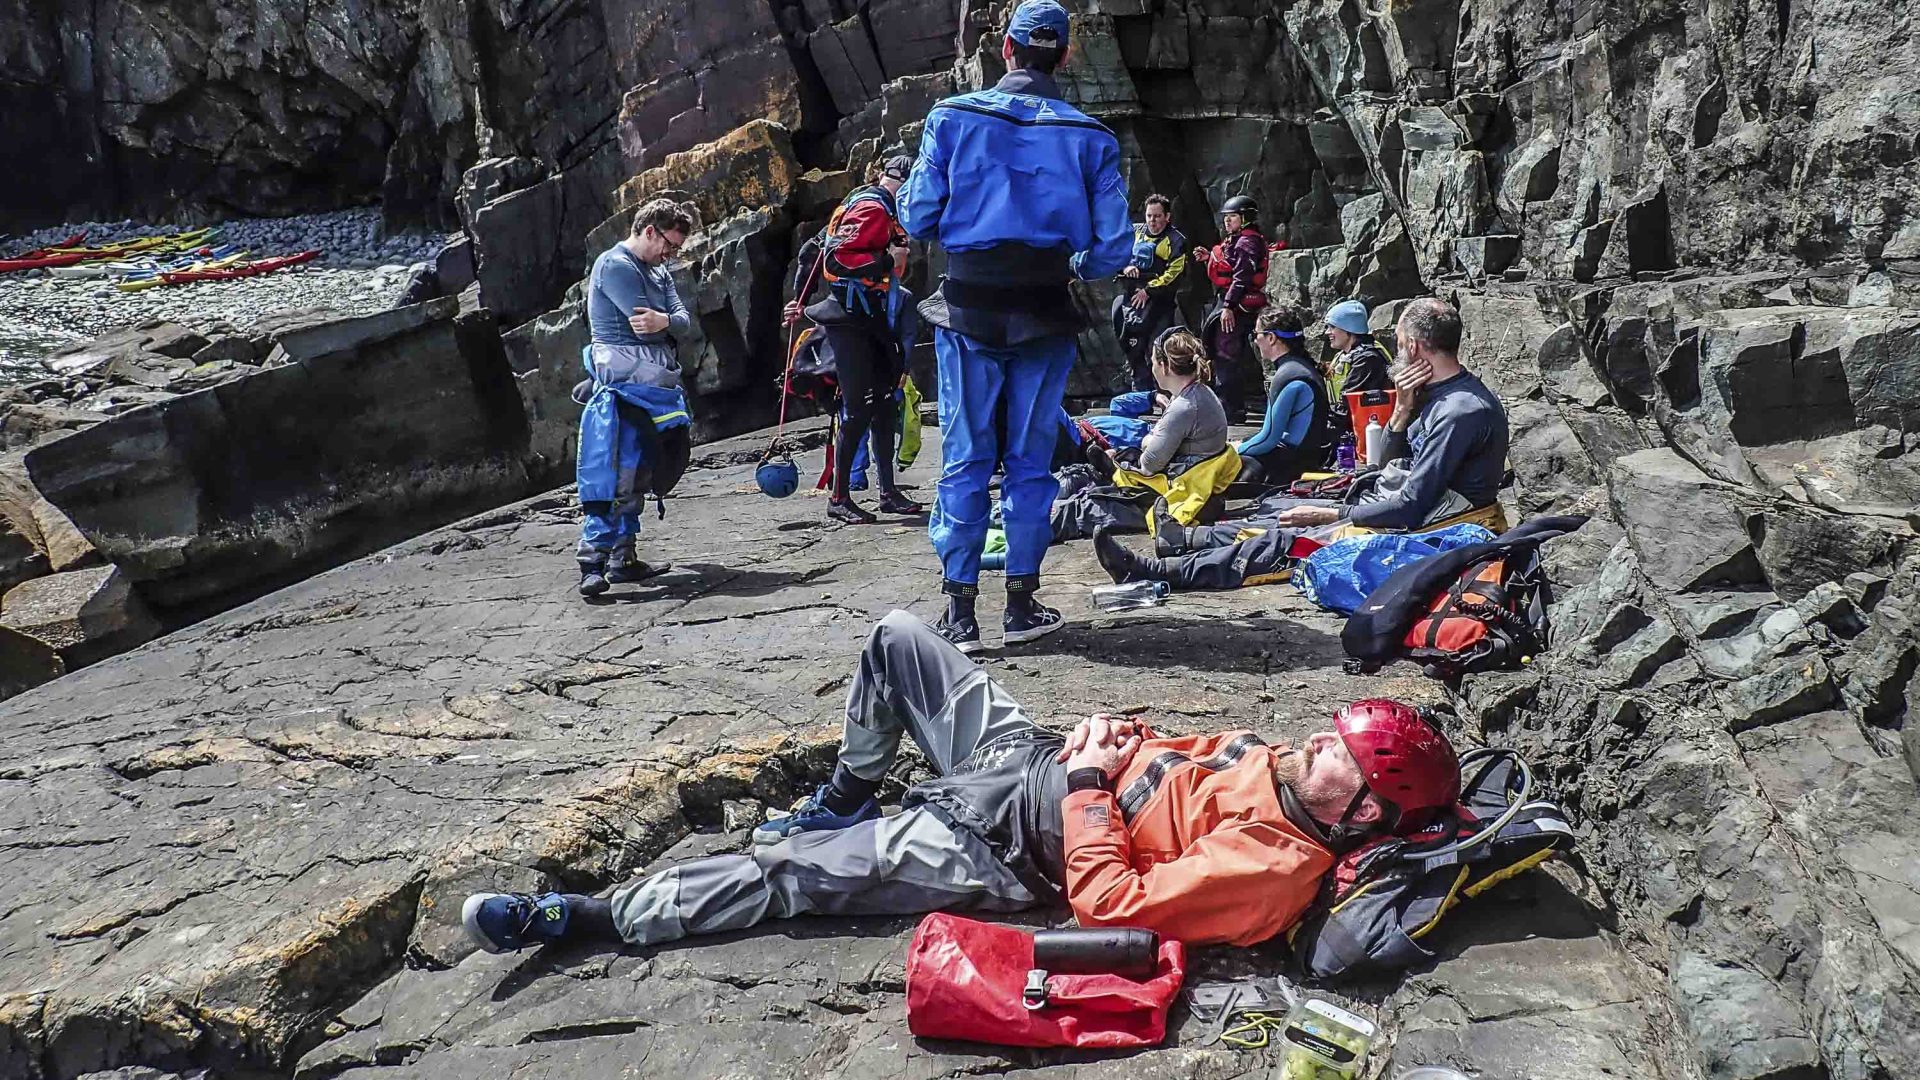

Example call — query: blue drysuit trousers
[577,413,647,556]
[930,328,1077,583]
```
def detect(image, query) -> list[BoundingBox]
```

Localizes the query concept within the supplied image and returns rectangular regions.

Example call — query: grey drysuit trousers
[609,611,1068,946]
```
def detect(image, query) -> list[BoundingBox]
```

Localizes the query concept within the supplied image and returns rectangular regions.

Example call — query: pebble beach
[0,208,452,382]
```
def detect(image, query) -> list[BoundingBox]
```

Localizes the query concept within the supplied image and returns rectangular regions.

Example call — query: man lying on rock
[1091,297,1512,592]
[462,611,1459,953]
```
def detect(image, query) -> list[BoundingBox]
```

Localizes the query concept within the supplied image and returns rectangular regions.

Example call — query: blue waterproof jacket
[576,347,691,506]
[1086,413,1151,450]
[900,70,1131,281]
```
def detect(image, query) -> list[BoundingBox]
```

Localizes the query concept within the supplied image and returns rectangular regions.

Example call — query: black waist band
[945,244,1073,286]
[941,279,1073,313]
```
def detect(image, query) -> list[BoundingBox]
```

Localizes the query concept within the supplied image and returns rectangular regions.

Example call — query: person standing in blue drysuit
[901,0,1131,653]
[575,199,697,598]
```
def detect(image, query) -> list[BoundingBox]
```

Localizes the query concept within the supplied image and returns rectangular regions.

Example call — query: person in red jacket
[786,156,924,525]
[460,611,1460,954]
[1193,195,1278,422]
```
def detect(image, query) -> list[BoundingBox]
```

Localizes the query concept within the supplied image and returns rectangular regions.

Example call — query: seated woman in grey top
[1130,328,1230,476]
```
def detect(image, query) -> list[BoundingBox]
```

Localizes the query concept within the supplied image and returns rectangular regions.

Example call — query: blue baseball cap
[1008,1,1071,47]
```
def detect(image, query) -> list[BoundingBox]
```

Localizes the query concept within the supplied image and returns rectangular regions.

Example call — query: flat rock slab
[0,422,1664,1079]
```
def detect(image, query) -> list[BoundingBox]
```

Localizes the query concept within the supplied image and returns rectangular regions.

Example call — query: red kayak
[1,232,86,261]
[155,249,319,285]
[0,244,106,273]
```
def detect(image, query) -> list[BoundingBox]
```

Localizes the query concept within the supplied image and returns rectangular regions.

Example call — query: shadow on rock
[580,562,839,604]
[1016,613,1344,675]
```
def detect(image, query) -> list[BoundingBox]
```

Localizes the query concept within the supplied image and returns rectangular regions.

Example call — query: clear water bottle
[1335,432,1356,472]
[1092,580,1171,611]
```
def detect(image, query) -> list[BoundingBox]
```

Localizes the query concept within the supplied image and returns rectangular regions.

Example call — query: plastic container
[1335,433,1356,472]
[1344,388,1397,459]
[1091,580,1170,612]
[1278,998,1375,1080]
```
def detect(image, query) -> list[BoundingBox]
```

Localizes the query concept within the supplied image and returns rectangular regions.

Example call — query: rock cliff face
[0,0,625,230]
[0,1,1915,1079]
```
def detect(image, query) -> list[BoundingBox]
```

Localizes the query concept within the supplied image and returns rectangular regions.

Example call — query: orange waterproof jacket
[1061,731,1335,947]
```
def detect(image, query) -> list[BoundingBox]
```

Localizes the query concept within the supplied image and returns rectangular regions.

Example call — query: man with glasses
[575,198,698,597]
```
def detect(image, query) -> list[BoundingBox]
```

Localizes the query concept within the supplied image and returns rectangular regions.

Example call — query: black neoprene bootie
[1093,527,1170,585]
[577,548,610,597]
[935,579,982,655]
[1148,502,1192,556]
[1003,574,1065,645]
[605,545,672,584]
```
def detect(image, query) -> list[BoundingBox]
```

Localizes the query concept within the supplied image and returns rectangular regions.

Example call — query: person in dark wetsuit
[786,156,924,525]
[1235,305,1333,488]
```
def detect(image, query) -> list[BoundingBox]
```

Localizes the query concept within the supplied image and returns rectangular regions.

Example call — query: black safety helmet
[880,155,913,182]
[1221,194,1259,220]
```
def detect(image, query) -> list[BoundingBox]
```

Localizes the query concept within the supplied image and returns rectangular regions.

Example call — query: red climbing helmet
[1335,699,1462,822]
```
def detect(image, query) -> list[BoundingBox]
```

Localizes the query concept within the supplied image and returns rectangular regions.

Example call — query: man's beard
[1272,743,1350,827]
[1271,745,1306,789]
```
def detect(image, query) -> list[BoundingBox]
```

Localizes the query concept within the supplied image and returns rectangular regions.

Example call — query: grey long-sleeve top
[586,243,690,347]
[1348,370,1509,529]
[1137,380,1230,475]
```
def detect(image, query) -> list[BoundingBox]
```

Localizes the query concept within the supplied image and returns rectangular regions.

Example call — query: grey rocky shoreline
[0,208,450,379]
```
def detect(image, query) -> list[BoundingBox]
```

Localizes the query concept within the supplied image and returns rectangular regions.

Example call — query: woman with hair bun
[1131,328,1229,477]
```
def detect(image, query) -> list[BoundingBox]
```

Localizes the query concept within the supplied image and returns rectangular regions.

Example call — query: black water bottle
[1031,928,1159,978]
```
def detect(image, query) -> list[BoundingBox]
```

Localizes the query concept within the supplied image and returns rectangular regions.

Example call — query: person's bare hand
[783,300,803,327]
[1220,308,1236,334]
[1057,714,1144,779]
[1129,289,1149,310]
[1274,505,1341,528]
[630,308,670,335]
[1191,246,1208,263]
[1391,354,1433,425]
[1122,265,1142,279]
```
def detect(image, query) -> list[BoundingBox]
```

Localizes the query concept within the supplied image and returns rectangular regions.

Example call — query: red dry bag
[904,913,1186,1049]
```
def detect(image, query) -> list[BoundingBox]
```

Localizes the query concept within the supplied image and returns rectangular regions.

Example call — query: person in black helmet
[1194,195,1273,423]
[786,155,924,524]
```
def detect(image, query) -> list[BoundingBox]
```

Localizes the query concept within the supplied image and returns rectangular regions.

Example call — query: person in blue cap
[901,0,1132,654]
[1324,298,1393,437]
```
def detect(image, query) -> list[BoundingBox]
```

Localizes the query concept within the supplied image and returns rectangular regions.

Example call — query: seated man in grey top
[1092,298,1511,591]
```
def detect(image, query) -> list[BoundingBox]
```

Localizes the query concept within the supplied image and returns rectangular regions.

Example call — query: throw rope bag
[1289,749,1574,981]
